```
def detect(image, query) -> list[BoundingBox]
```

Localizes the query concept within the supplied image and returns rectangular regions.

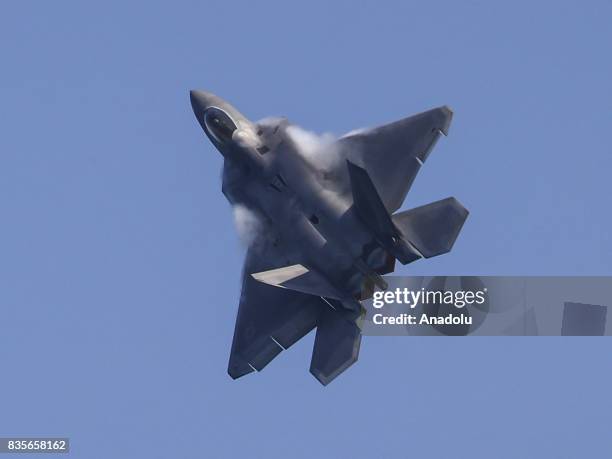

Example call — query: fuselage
[190,90,386,300]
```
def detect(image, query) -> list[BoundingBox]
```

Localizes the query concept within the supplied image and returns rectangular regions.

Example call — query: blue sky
[1,1,611,457]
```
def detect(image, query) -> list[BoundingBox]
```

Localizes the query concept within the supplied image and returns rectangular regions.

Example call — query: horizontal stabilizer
[392,197,468,258]
[252,264,344,300]
[310,308,362,386]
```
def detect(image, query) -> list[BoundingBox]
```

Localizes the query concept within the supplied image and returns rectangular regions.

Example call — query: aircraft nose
[190,89,216,130]
[190,90,210,116]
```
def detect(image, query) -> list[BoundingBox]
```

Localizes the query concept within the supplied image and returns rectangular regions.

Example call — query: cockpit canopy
[203,107,238,144]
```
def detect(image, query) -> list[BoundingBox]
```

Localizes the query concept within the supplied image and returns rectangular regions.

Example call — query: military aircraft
[190,90,468,385]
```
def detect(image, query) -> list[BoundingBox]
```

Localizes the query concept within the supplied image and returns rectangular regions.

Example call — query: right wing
[337,106,453,213]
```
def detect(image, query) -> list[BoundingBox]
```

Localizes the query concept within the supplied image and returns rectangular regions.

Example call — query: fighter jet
[190,90,468,385]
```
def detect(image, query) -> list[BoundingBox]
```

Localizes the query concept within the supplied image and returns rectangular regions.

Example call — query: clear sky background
[1,1,611,458]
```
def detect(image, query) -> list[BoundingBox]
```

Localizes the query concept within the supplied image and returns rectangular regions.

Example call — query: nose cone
[190,90,213,128]
[190,89,212,111]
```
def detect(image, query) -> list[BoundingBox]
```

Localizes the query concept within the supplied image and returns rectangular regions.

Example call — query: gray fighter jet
[190,90,468,385]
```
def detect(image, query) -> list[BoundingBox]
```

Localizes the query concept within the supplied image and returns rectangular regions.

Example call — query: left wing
[228,245,324,379]
[228,243,364,385]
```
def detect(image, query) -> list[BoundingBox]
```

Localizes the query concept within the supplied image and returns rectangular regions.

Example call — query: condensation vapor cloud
[285,125,340,172]
[285,125,358,211]
[232,204,262,247]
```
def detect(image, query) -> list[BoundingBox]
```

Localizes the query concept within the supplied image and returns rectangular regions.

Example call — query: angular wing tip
[439,105,453,136]
[228,357,255,380]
